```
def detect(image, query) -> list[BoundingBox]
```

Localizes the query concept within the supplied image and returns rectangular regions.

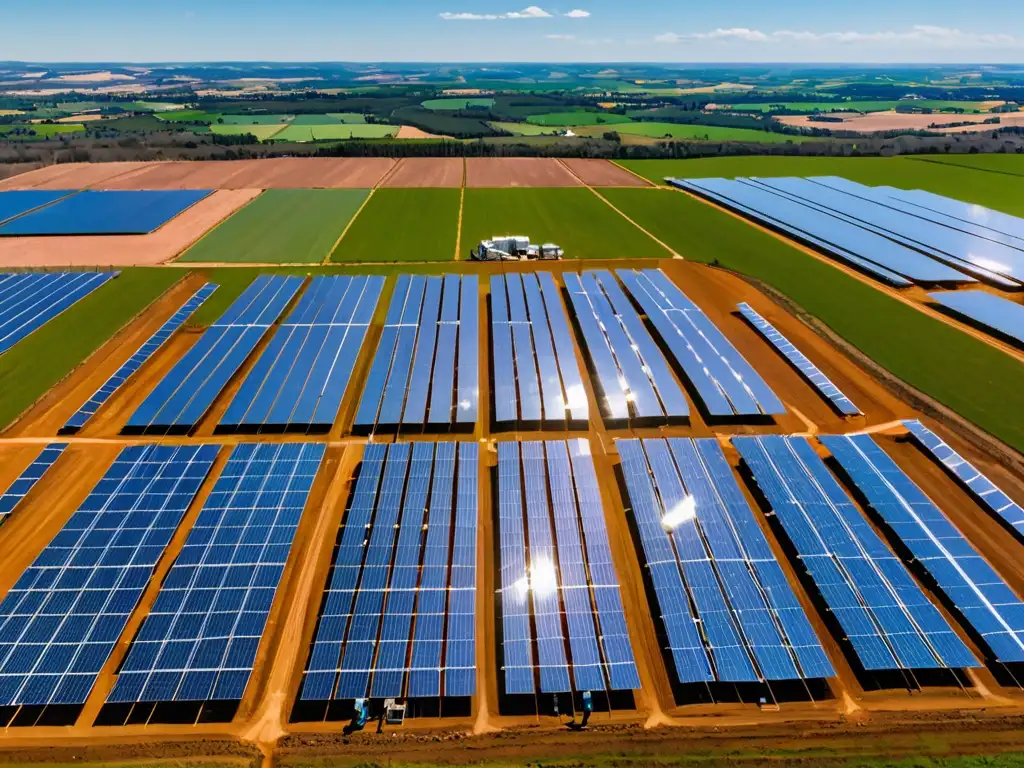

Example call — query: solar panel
[354,275,477,434]
[617,438,833,683]
[107,443,324,704]
[881,188,1024,243]
[539,273,588,426]
[903,420,1024,539]
[0,190,212,236]
[62,284,218,434]
[617,269,784,418]
[299,441,477,701]
[0,190,73,225]
[0,272,116,355]
[927,290,1024,347]
[735,302,860,416]
[735,435,979,672]
[220,275,383,433]
[0,444,218,708]
[124,275,303,435]
[821,433,1024,664]
[497,440,640,695]
[0,443,67,520]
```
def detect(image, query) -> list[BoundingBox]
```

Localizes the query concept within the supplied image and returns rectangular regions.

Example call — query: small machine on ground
[472,235,564,261]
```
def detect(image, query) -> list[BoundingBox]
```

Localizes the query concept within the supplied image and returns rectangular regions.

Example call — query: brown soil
[0,189,261,267]
[382,158,465,187]
[109,158,397,190]
[0,163,42,182]
[395,125,452,140]
[560,158,652,187]
[466,158,582,187]
[0,162,151,190]
[779,111,1024,134]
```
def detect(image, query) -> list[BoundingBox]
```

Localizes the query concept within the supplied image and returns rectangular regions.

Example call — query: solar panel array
[0,191,73,225]
[0,190,212,236]
[0,445,218,708]
[903,420,1024,539]
[1,272,115,355]
[618,269,785,419]
[61,284,218,435]
[0,443,67,519]
[300,442,478,701]
[125,275,303,435]
[734,435,979,672]
[928,290,1024,347]
[735,302,860,416]
[564,270,688,426]
[821,434,1024,663]
[670,178,971,287]
[491,273,588,429]
[108,443,325,705]
[497,440,639,695]
[617,438,833,684]
[221,275,384,433]
[354,274,478,433]
[881,187,1024,244]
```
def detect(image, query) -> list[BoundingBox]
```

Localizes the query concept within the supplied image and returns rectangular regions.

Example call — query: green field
[599,186,1024,452]
[488,121,565,136]
[125,101,187,113]
[718,100,997,113]
[326,112,368,123]
[0,123,85,138]
[421,98,495,110]
[178,189,370,264]
[158,110,221,123]
[219,114,294,125]
[581,122,812,143]
[911,154,1024,178]
[332,188,460,263]
[460,188,669,260]
[209,124,287,141]
[269,123,397,142]
[526,111,635,126]
[0,270,182,430]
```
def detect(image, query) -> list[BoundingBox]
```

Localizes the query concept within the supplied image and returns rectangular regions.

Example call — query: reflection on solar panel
[821,434,1024,663]
[563,270,687,427]
[0,445,218,708]
[903,420,1024,540]
[300,442,477,702]
[0,444,67,520]
[124,275,303,435]
[108,443,324,705]
[882,187,1024,244]
[0,191,73,225]
[0,272,116,355]
[670,177,970,287]
[491,273,588,429]
[617,269,785,419]
[0,190,212,236]
[735,303,859,416]
[497,440,639,695]
[734,435,979,672]
[617,438,833,684]
[927,291,1024,347]
[749,177,1022,289]
[220,276,384,433]
[61,284,218,435]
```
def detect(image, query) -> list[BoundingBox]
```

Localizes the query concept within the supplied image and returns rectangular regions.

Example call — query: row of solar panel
[0,272,115,355]
[0,189,212,236]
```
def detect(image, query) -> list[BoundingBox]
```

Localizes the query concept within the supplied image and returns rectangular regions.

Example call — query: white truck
[472,235,564,261]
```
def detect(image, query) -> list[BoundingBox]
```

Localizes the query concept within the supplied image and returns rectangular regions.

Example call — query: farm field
[489,120,565,135]
[156,109,221,123]
[218,113,294,125]
[177,188,370,263]
[325,112,368,123]
[0,123,84,138]
[714,99,999,113]
[460,187,669,259]
[578,122,814,143]
[912,154,1024,177]
[209,123,287,140]
[421,97,495,110]
[269,123,397,141]
[331,188,460,262]
[525,111,635,126]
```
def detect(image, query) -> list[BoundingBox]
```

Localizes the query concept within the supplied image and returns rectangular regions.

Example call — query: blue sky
[4,0,1022,63]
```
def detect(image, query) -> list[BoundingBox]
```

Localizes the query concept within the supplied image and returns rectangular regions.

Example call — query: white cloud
[506,5,552,18]
[565,9,590,18]
[655,24,1017,48]
[440,6,552,20]
[546,33,576,40]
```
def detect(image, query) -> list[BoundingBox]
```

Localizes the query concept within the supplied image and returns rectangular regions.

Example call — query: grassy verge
[178,189,370,264]
[460,188,669,260]
[332,188,460,262]
[0,269,183,429]
[600,187,1024,452]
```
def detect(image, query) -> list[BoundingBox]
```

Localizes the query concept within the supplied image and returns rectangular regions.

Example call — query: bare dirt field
[560,158,652,186]
[466,157,582,187]
[779,110,1024,134]
[103,158,397,190]
[0,161,150,190]
[395,125,451,139]
[0,162,41,182]
[381,157,464,187]
[0,189,260,267]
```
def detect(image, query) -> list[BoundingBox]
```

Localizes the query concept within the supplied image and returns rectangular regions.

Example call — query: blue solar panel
[0,444,218,708]
[0,190,212,236]
[443,442,478,697]
[735,435,979,672]
[903,420,1024,539]
[220,276,383,432]
[0,272,115,355]
[456,276,479,426]
[882,188,1024,244]
[0,191,73,225]
[107,443,323,704]
[539,274,588,426]
[62,284,218,434]
[617,268,784,418]
[124,275,302,435]
[736,302,860,416]
[927,290,1024,347]
[821,433,1024,664]
[0,443,67,519]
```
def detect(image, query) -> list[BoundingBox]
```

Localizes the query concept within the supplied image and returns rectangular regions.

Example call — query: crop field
[0,123,84,138]
[717,100,999,113]
[156,109,221,123]
[177,188,370,263]
[209,123,287,140]
[489,121,565,135]
[421,97,495,110]
[579,122,813,143]
[525,111,635,126]
[331,188,459,262]
[325,112,368,123]
[218,113,294,125]
[269,123,398,142]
